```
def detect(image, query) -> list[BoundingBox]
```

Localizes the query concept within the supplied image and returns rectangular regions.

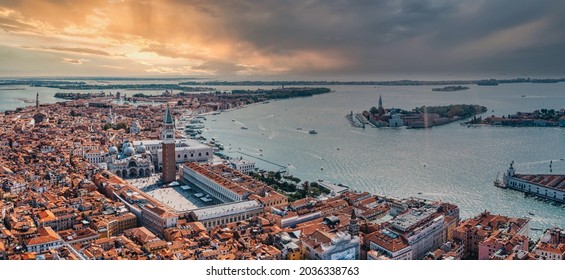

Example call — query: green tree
[369,107,378,115]
[114,122,127,130]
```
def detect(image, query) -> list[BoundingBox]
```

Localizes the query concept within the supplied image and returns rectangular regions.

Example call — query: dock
[233,151,287,171]
[317,180,349,195]
[345,113,376,128]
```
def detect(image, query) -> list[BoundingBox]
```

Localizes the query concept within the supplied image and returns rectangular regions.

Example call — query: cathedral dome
[124,146,135,157]
[136,143,146,154]
[109,146,118,155]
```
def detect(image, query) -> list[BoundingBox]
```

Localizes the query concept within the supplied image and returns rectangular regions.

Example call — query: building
[34,209,75,231]
[133,139,213,166]
[141,204,178,238]
[535,242,565,260]
[106,140,155,178]
[388,110,403,127]
[274,231,303,260]
[367,229,412,260]
[182,163,251,203]
[377,95,385,116]
[229,158,256,175]
[348,209,359,237]
[25,227,63,253]
[301,229,361,260]
[161,105,176,183]
[84,149,105,165]
[478,230,529,260]
[452,211,530,259]
[389,207,447,260]
[124,227,161,245]
[57,228,99,247]
[129,120,142,134]
[189,200,263,229]
[502,161,565,203]
[181,163,287,208]
[534,227,565,260]
[92,212,138,238]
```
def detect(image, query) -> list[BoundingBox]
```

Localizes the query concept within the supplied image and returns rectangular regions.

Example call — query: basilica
[106,140,155,179]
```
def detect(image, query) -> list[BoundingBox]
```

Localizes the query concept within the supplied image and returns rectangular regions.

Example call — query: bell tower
[348,209,359,237]
[161,105,176,183]
[377,95,385,116]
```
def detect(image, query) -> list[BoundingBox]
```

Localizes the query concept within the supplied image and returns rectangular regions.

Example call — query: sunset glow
[1,1,564,78]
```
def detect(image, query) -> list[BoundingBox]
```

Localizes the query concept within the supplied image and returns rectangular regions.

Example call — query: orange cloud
[0,1,355,77]
[62,58,86,64]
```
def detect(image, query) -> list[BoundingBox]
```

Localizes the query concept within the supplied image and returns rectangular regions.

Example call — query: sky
[0,0,564,79]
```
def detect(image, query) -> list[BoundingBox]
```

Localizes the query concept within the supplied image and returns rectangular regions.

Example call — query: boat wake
[305,152,324,161]
[258,114,276,120]
[349,130,378,138]
[267,130,279,140]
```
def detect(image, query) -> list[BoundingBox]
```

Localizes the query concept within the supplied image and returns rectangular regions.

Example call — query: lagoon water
[2,82,565,238]
[203,84,565,238]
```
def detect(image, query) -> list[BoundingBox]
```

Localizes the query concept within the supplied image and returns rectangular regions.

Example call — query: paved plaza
[126,174,210,212]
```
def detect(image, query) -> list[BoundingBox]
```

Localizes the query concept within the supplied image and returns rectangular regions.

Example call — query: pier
[317,180,349,194]
[346,113,375,128]
[232,151,288,171]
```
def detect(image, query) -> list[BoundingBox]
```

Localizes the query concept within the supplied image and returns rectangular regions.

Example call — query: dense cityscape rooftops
[0,96,563,260]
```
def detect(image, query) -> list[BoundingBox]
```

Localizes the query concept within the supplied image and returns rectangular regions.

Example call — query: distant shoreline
[2,77,565,88]
[178,77,565,86]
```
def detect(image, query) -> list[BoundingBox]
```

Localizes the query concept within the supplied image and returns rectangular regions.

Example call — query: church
[106,140,155,179]
[105,105,213,181]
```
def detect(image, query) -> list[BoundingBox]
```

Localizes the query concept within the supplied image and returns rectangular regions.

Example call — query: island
[431,85,469,92]
[54,92,107,100]
[464,109,565,127]
[347,95,486,129]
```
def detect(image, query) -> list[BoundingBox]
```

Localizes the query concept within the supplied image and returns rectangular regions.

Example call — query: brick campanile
[161,104,176,183]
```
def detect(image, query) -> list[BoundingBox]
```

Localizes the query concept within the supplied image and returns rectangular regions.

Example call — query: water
[0,84,201,112]
[202,84,565,239]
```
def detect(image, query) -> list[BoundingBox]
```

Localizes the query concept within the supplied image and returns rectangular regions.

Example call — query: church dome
[136,143,146,154]
[124,146,135,157]
[109,146,118,155]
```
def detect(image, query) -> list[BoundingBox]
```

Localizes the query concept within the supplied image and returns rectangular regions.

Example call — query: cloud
[62,58,85,64]
[0,0,564,78]
[42,46,112,56]
[100,64,124,69]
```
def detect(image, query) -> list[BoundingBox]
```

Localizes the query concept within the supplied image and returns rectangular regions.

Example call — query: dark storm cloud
[190,0,565,76]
